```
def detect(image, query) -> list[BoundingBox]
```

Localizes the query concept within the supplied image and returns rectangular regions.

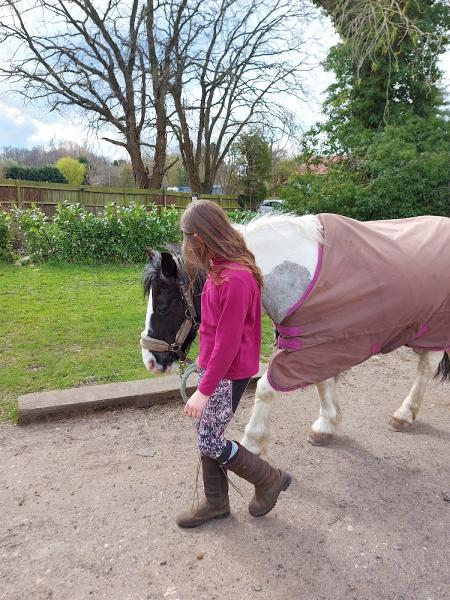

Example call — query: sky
[0,6,449,162]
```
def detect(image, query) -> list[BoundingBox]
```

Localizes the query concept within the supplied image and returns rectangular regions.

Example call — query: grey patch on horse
[262,261,311,324]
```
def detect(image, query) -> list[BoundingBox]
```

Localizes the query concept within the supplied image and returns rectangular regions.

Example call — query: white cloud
[0,99,128,159]
[1,101,28,125]
[27,115,89,147]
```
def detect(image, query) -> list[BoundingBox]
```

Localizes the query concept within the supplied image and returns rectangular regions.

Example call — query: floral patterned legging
[196,368,249,459]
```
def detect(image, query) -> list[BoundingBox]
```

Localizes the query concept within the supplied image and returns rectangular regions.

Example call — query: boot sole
[177,510,230,529]
[250,473,292,518]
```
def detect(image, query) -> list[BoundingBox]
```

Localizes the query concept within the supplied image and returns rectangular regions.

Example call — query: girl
[177,200,291,528]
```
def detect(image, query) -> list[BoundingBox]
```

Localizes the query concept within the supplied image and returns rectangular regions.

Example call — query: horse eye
[156,301,170,315]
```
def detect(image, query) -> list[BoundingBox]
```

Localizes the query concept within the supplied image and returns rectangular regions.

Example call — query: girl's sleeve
[198,277,251,396]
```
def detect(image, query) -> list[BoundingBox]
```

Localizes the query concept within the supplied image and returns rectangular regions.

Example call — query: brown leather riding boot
[176,455,230,528]
[226,443,292,517]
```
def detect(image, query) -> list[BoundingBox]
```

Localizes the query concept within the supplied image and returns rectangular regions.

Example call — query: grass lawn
[0,263,275,422]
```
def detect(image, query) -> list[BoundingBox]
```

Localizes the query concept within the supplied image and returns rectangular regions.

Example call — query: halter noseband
[140,255,199,362]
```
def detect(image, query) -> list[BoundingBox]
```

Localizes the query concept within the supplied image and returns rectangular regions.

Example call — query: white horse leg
[389,350,445,432]
[307,378,341,446]
[241,373,277,456]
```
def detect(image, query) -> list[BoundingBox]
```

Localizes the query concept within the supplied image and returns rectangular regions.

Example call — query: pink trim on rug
[277,324,301,337]
[267,370,308,393]
[413,324,430,339]
[408,344,450,352]
[286,243,324,319]
[277,337,303,351]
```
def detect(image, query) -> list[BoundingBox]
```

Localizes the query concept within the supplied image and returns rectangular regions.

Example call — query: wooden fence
[0,179,240,218]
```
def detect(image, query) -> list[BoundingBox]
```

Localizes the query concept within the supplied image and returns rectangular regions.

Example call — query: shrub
[13,204,53,260]
[12,202,181,263]
[5,165,68,184]
[55,157,87,185]
[228,208,256,224]
[0,210,12,261]
[281,116,450,220]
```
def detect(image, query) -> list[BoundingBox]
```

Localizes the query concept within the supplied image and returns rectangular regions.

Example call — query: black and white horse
[141,214,449,455]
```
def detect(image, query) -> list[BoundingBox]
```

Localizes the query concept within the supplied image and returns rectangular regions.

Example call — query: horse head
[141,247,203,373]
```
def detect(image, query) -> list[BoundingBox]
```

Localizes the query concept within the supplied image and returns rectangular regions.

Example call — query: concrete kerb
[18,364,267,424]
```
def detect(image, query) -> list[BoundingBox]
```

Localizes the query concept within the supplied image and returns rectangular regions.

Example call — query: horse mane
[142,244,206,298]
[142,254,161,298]
[236,213,324,244]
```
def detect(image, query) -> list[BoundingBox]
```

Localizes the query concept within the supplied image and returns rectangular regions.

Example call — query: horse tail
[434,351,450,382]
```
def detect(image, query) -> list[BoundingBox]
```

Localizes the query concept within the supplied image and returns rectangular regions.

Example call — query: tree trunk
[177,108,203,193]
[201,151,214,194]
[128,138,150,188]
[185,157,203,193]
[149,98,167,190]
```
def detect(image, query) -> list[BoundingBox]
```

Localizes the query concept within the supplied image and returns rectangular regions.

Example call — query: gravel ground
[1,348,449,600]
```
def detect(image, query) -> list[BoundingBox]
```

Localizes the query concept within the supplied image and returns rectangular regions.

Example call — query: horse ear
[161,252,177,279]
[146,247,155,260]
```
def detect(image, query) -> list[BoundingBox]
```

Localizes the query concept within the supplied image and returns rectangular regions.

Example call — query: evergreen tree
[232,131,272,207]
[283,1,450,220]
[313,0,450,154]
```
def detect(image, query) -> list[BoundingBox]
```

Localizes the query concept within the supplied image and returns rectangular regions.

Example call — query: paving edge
[18,364,267,424]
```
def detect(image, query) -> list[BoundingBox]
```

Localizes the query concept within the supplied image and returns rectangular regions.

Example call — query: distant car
[167,187,179,192]
[257,198,285,214]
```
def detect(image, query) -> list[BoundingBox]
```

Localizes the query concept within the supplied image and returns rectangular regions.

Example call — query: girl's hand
[184,390,209,419]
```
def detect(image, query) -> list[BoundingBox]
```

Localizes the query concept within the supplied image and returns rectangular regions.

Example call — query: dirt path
[1,348,449,600]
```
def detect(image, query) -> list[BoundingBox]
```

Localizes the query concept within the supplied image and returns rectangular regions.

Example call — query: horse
[140,212,450,455]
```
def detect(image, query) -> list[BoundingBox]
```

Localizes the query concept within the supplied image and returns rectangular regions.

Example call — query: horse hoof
[307,430,332,446]
[388,416,412,432]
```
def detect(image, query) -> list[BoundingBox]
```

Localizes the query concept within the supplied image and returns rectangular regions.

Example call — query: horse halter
[140,255,199,362]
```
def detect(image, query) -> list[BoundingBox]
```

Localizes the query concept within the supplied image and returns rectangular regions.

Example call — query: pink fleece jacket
[197,260,262,396]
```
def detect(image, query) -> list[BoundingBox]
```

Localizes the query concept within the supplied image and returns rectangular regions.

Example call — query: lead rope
[190,455,245,510]
[220,465,245,498]
[190,454,202,512]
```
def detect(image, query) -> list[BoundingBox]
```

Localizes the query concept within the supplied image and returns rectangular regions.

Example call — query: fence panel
[0,179,240,217]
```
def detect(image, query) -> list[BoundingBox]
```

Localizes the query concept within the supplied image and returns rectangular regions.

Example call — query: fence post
[16,180,23,208]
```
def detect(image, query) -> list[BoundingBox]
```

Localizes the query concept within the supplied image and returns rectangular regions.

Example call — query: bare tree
[0,0,171,188]
[0,0,317,194]
[2,0,442,194]
[165,0,315,193]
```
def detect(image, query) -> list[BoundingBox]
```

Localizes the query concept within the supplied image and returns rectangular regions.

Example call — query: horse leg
[307,378,341,446]
[389,350,445,432]
[241,373,276,456]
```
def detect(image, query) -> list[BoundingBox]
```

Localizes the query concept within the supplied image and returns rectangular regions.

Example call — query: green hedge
[227,208,256,224]
[2,202,181,263]
[5,165,68,184]
[0,203,257,263]
[0,210,12,261]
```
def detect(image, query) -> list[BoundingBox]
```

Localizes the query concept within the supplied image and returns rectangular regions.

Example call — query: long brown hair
[181,200,263,288]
